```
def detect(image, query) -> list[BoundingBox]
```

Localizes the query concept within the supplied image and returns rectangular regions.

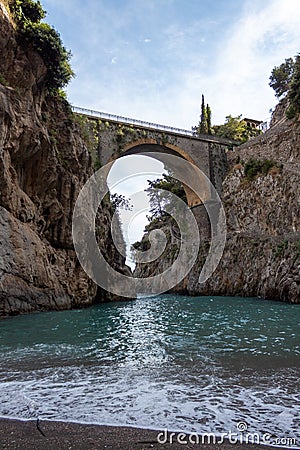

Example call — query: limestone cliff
[135,103,300,303]
[0,2,130,316]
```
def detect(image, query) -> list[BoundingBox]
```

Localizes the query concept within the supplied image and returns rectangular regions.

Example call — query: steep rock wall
[190,111,300,303]
[134,106,300,303]
[0,3,130,316]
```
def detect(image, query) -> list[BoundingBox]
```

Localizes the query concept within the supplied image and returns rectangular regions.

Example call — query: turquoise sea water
[0,295,299,446]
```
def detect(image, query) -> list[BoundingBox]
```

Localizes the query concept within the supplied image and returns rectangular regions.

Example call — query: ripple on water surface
[0,295,299,446]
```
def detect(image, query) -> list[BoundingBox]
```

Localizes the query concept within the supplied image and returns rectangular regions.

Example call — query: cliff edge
[190,104,299,302]
[135,103,300,303]
[0,2,130,316]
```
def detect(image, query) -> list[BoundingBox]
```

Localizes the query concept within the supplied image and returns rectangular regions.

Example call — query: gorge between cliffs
[0,0,299,319]
[0,1,300,448]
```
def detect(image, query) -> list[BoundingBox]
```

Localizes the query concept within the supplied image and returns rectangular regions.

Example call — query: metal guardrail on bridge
[72,106,196,137]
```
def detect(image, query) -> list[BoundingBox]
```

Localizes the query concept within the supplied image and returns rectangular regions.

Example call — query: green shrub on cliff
[10,0,45,23]
[0,73,7,85]
[274,240,288,258]
[212,115,262,143]
[244,158,280,180]
[10,0,74,91]
[22,22,73,90]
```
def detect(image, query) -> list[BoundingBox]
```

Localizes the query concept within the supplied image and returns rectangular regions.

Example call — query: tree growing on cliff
[193,95,212,135]
[145,174,187,221]
[269,54,300,119]
[212,115,262,143]
[286,53,300,119]
[206,104,212,134]
[199,95,208,134]
[213,115,244,142]
[131,175,185,258]
[269,57,294,99]
[10,0,74,91]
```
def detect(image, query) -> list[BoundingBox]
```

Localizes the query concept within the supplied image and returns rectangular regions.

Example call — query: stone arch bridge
[73,106,232,212]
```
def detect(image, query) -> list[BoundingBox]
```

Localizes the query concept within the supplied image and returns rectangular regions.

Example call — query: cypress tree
[199,95,208,134]
[206,104,212,134]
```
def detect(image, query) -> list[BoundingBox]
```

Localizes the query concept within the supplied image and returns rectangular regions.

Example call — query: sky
[40,0,300,265]
[107,155,165,267]
[42,0,300,129]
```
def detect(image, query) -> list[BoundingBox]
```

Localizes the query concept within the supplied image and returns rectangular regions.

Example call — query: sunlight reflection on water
[0,295,299,446]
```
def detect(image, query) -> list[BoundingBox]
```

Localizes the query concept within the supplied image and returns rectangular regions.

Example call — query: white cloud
[46,0,300,262]
[63,0,300,129]
[177,0,300,125]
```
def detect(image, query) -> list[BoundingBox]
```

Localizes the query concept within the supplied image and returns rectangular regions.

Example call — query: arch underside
[109,140,210,207]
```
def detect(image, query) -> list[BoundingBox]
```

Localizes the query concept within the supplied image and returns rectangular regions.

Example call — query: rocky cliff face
[133,215,188,293]
[135,104,300,303]
[0,2,130,316]
[193,109,299,303]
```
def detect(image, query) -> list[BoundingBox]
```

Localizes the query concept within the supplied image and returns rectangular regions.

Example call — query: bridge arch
[122,139,196,165]
[108,139,204,207]
[73,106,231,204]
[72,107,230,241]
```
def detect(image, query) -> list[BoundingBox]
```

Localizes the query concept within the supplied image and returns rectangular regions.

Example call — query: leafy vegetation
[199,94,208,134]
[269,58,294,99]
[212,115,261,143]
[131,215,179,262]
[73,115,102,168]
[0,73,7,85]
[193,98,261,143]
[274,240,288,258]
[9,0,74,92]
[132,236,150,253]
[244,158,280,180]
[206,103,212,134]
[131,174,187,255]
[10,0,45,23]
[286,54,300,119]
[110,193,132,211]
[74,114,98,149]
[269,54,300,119]
[145,174,187,221]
